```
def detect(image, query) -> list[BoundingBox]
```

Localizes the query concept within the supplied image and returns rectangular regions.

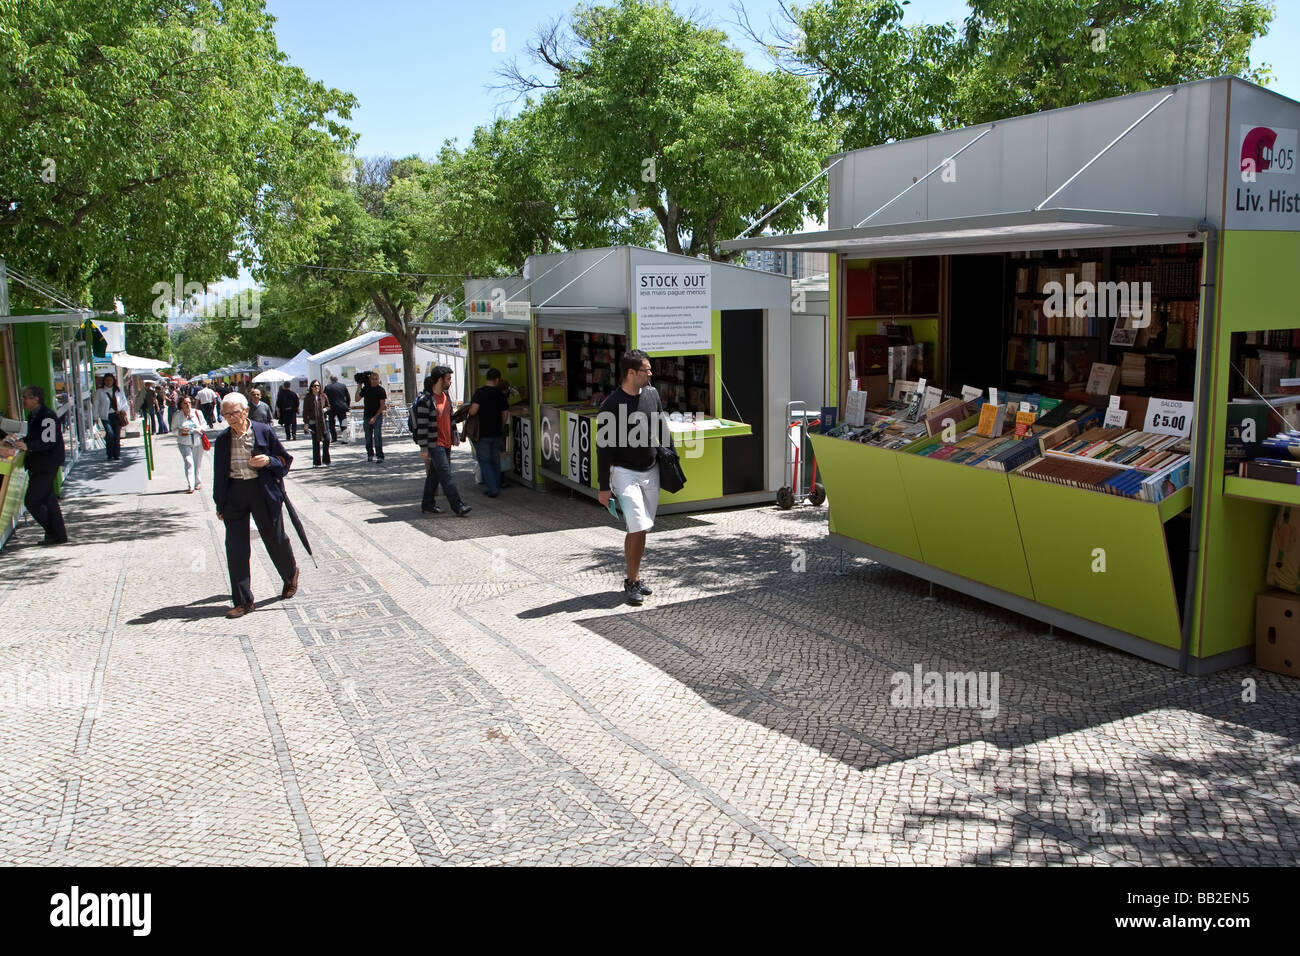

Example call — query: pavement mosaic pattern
[1,431,1298,865]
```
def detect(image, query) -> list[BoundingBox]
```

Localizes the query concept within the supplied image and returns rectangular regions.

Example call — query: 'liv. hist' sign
[1231,123,1300,229]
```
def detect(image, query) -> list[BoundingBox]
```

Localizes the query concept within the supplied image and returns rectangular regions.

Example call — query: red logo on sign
[1242,126,1279,173]
[378,335,401,354]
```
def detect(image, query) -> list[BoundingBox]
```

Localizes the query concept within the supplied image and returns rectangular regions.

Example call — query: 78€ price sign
[1146,398,1194,437]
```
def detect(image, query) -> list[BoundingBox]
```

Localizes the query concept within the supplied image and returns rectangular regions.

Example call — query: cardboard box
[1255,589,1300,678]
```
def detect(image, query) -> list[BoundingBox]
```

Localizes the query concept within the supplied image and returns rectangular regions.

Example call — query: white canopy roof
[112,351,170,371]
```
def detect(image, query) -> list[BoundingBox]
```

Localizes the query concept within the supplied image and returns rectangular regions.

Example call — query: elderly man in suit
[212,391,299,618]
[10,385,68,545]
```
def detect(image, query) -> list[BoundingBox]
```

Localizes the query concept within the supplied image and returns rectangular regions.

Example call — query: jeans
[364,418,384,459]
[199,403,215,427]
[282,417,296,441]
[475,436,503,495]
[423,446,465,512]
[102,416,121,460]
[177,438,205,490]
[311,428,331,466]
[154,409,168,433]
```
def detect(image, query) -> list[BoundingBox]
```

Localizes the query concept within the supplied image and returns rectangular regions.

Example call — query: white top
[172,408,207,444]
[195,387,217,404]
[92,387,129,419]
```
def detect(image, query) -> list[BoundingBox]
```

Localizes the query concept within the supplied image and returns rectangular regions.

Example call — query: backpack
[409,393,430,443]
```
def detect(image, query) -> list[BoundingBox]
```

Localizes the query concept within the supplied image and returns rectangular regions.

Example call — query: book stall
[725,76,1300,674]
[488,246,792,514]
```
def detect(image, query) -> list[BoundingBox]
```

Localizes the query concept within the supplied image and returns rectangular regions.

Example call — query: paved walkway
[1,429,1298,865]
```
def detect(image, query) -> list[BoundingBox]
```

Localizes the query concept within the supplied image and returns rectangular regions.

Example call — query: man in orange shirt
[416,368,471,516]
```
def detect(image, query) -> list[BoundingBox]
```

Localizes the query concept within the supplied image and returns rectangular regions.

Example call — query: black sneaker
[422,505,442,515]
[624,579,644,606]
[456,505,472,517]
[634,579,652,596]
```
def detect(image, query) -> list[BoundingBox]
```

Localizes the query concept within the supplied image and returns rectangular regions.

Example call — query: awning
[252,368,293,384]
[0,309,96,327]
[111,351,170,371]
[414,318,531,333]
[721,209,1206,259]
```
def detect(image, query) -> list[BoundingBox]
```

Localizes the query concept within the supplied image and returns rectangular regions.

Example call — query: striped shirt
[229,427,257,480]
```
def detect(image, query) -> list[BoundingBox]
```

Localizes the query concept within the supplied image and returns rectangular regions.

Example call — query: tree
[171,321,243,377]
[502,0,835,258]
[0,0,356,314]
[747,0,1274,151]
[126,319,171,366]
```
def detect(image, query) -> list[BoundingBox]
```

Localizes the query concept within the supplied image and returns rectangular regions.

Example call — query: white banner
[634,265,711,352]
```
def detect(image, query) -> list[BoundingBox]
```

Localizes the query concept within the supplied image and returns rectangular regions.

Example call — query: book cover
[976,402,1007,438]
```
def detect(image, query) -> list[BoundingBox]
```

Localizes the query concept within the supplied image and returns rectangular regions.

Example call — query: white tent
[112,351,169,371]
[308,331,465,406]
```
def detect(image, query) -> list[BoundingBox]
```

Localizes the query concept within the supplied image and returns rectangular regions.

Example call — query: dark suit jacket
[213,421,293,515]
[24,404,66,474]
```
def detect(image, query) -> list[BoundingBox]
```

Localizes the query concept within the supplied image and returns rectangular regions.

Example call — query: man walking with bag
[461,367,510,497]
[596,350,667,606]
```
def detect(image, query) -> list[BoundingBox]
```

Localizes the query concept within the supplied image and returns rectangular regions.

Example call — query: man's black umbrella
[279,479,317,567]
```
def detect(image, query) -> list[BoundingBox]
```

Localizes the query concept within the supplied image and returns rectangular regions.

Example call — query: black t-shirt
[470,385,509,438]
[360,384,386,418]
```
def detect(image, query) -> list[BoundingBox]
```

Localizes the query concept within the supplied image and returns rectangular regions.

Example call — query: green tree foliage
[754,0,1274,151]
[125,318,171,366]
[0,0,356,313]
[171,321,242,377]
[504,0,835,258]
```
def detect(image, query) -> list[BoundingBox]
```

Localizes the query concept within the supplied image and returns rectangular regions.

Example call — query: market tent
[308,331,464,406]
[252,367,292,384]
[111,351,170,371]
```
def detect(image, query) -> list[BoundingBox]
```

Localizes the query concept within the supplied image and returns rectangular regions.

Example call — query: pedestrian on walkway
[9,385,68,545]
[301,380,331,467]
[417,369,471,516]
[276,381,299,441]
[92,372,129,461]
[356,371,386,463]
[212,392,298,618]
[195,381,217,428]
[323,375,350,443]
[596,350,666,606]
[461,367,510,497]
[172,394,207,493]
[249,388,273,425]
[164,384,178,431]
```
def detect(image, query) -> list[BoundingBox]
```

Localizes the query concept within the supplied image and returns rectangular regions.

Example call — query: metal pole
[1035,91,1175,211]
[736,158,844,241]
[856,126,995,229]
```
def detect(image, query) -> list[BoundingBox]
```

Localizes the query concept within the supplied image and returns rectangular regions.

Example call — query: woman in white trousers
[172,395,208,493]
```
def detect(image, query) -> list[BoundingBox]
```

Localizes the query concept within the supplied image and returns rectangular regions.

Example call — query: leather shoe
[225,603,254,618]
[281,568,299,599]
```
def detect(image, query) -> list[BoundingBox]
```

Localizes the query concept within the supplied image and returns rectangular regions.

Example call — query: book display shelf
[819,241,1205,666]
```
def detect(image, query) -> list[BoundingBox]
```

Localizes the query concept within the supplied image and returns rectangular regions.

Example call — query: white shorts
[611,464,659,534]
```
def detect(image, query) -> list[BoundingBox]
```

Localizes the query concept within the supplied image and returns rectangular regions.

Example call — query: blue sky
[264,0,1299,159]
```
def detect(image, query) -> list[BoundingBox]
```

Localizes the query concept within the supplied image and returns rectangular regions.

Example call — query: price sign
[1104,407,1129,428]
[961,385,983,402]
[988,387,999,408]
[1146,397,1193,437]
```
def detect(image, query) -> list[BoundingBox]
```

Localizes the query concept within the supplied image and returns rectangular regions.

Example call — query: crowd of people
[17,355,668,615]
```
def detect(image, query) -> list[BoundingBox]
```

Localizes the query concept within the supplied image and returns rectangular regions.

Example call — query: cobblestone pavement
[2,430,1298,866]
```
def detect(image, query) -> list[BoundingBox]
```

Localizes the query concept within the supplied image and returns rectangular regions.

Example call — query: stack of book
[1241,459,1300,484]
[1119,352,1179,387]
[1043,427,1187,471]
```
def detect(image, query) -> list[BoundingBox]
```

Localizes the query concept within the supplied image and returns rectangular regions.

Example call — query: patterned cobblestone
[1,433,1297,865]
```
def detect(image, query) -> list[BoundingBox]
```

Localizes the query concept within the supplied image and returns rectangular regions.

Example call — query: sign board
[1228,123,1300,229]
[378,335,402,355]
[539,406,562,472]
[1146,398,1194,438]
[503,301,530,321]
[634,265,711,351]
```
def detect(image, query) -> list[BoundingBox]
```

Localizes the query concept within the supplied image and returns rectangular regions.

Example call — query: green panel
[1224,475,1300,507]
[809,433,922,560]
[1193,230,1300,657]
[13,323,54,405]
[1010,476,1183,648]
[1157,486,1193,523]
[663,431,722,503]
[897,455,1034,598]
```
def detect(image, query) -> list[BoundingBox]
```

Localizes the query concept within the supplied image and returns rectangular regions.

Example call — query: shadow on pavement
[126,593,231,625]
[565,524,1300,864]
